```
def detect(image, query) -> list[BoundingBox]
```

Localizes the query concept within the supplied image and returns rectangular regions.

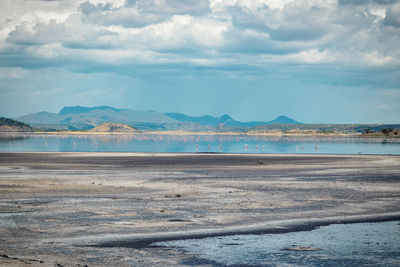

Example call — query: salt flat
[0,153,399,266]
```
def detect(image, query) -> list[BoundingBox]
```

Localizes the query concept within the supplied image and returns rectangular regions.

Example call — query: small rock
[225,243,241,246]
[168,219,188,222]
[283,246,321,251]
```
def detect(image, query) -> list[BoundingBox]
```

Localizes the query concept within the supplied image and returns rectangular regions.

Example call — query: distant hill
[15,105,301,131]
[165,113,236,126]
[89,122,137,133]
[59,105,126,115]
[11,106,400,133]
[17,105,176,131]
[165,113,301,127]
[269,116,300,124]
[0,117,33,132]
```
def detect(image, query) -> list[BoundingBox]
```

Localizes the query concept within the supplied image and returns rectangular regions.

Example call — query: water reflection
[0,133,399,154]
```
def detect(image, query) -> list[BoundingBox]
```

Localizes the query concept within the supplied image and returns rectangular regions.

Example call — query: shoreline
[2,152,400,159]
[1,130,399,140]
[86,212,400,249]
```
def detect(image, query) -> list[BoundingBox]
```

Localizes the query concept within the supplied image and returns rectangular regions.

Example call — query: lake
[155,221,400,266]
[1,133,400,155]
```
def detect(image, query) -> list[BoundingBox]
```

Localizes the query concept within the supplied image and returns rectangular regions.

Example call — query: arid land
[0,152,399,266]
[23,130,400,138]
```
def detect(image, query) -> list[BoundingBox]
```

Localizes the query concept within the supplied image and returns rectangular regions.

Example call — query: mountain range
[15,105,301,131]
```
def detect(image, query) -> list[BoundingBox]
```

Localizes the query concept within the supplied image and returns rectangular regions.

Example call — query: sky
[0,0,399,124]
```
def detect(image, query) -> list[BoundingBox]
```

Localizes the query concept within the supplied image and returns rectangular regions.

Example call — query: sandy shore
[11,130,384,138]
[6,128,396,139]
[0,152,399,266]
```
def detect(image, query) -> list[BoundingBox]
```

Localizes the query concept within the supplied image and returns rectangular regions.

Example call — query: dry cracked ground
[0,152,399,266]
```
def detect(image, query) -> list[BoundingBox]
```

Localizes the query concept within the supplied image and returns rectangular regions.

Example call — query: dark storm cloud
[138,0,211,15]
[221,27,300,55]
[79,0,210,28]
[79,1,167,28]
[384,3,400,27]
[0,45,58,69]
[268,27,325,41]
[229,4,328,42]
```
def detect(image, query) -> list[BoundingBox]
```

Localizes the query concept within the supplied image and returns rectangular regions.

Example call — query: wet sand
[0,152,399,266]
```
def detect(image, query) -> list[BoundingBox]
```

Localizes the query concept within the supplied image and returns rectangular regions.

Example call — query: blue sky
[0,0,399,123]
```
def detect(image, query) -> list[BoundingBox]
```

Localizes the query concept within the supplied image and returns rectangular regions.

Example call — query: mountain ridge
[165,112,301,127]
[16,105,301,131]
[59,105,126,115]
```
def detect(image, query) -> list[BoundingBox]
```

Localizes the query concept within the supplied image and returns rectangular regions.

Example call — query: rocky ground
[0,152,399,266]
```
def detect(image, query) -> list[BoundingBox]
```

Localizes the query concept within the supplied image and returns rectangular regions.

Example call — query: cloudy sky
[1,0,399,123]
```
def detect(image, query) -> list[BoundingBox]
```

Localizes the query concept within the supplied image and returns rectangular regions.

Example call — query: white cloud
[136,15,226,49]
[0,0,399,70]
[363,50,396,66]
[293,48,334,64]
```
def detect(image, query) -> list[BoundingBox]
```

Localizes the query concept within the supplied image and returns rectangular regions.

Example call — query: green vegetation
[89,122,137,133]
[0,117,33,132]
[215,124,400,135]
[361,127,399,138]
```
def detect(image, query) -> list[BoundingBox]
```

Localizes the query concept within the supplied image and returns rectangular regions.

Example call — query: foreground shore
[0,153,399,266]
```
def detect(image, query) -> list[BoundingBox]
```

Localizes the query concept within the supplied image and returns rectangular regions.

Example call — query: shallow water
[1,133,400,154]
[156,221,400,266]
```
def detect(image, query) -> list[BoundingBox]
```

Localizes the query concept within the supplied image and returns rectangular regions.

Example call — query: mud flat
[0,152,399,266]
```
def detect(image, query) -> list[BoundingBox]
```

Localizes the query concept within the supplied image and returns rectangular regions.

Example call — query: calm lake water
[1,133,400,155]
[156,221,400,266]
